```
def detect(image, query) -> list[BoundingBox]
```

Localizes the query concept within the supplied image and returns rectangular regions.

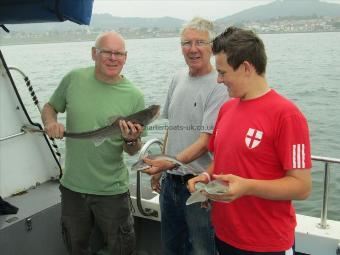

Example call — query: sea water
[1,32,339,220]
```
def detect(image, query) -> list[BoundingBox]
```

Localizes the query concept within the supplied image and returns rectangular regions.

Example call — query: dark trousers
[60,185,135,255]
[160,175,216,255]
[215,236,295,255]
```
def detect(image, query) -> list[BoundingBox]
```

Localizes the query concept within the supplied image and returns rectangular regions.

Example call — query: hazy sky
[93,0,340,20]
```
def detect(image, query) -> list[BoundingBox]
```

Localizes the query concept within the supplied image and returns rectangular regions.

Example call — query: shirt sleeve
[161,75,176,119]
[134,92,145,112]
[275,113,312,170]
[48,72,72,113]
[208,105,225,153]
[202,85,228,134]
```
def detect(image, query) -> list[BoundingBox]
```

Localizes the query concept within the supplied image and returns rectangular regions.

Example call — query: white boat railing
[312,155,340,229]
[134,141,340,228]
[135,138,164,217]
[0,131,25,141]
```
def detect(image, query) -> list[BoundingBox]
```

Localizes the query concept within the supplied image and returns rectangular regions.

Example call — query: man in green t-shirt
[41,31,144,255]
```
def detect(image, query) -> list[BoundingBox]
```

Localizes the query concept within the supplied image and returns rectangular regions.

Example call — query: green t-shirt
[49,67,145,195]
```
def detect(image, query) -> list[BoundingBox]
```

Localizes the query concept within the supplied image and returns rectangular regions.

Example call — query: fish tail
[62,132,80,138]
[21,125,45,133]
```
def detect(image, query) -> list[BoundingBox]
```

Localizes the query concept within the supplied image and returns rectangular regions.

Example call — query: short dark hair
[212,27,267,75]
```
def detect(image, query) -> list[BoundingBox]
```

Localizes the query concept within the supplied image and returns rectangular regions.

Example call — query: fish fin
[131,156,152,171]
[93,136,107,147]
[107,116,121,125]
[21,125,45,133]
[131,161,145,171]
[177,164,198,175]
[88,123,112,146]
[186,191,207,205]
[132,165,150,172]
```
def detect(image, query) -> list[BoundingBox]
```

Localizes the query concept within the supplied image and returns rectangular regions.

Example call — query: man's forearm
[245,169,312,200]
[42,103,58,126]
[176,133,210,164]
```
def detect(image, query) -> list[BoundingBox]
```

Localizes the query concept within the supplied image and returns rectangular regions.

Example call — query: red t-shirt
[209,89,312,252]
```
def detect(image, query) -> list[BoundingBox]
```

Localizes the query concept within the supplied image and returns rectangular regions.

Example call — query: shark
[131,154,199,175]
[186,180,229,205]
[22,104,160,146]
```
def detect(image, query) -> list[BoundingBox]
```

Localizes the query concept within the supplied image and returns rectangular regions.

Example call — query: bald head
[94,31,125,50]
[92,31,127,84]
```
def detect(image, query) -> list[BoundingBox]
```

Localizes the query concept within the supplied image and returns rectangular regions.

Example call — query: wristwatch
[123,138,139,146]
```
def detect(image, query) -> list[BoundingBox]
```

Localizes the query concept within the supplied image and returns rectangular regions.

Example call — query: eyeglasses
[180,40,211,48]
[96,48,127,59]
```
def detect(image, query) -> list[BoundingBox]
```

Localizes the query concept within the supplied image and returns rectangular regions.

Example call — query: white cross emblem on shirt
[245,128,263,149]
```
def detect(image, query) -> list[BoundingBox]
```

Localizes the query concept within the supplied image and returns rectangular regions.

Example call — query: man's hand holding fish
[187,173,210,193]
[119,120,143,141]
[142,157,175,175]
[188,173,248,203]
[202,174,247,202]
[119,120,143,155]
[42,103,65,139]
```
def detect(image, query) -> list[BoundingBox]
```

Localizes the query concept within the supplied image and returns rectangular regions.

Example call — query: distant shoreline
[0,35,177,46]
[1,30,340,47]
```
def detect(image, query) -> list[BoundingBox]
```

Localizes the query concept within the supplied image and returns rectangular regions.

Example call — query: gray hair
[180,17,215,41]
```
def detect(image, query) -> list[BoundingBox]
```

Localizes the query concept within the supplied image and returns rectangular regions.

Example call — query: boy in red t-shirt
[188,27,312,255]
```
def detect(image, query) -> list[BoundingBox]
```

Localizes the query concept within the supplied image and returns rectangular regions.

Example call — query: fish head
[127,105,160,126]
[131,159,150,171]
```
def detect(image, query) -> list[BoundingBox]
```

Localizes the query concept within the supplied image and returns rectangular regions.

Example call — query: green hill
[216,0,340,25]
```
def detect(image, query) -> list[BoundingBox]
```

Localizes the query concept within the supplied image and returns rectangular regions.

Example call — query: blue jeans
[160,175,216,255]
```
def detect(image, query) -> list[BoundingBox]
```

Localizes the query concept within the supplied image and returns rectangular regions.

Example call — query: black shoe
[0,196,19,215]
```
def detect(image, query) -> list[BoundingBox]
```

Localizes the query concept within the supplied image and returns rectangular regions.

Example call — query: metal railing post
[319,162,330,229]
[310,156,340,229]
[318,162,330,229]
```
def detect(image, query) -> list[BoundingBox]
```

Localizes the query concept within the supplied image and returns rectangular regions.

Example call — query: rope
[8,67,62,162]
